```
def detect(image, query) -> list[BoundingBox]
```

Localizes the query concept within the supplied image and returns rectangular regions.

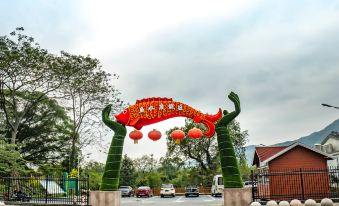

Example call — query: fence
[0,176,89,205]
[251,167,339,202]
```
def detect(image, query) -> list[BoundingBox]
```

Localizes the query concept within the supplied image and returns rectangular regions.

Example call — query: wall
[268,146,329,200]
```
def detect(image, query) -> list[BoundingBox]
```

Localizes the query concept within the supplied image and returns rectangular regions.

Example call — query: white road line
[208,195,216,201]
[174,196,184,202]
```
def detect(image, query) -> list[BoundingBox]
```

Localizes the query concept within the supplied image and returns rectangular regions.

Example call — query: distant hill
[245,119,339,165]
[245,145,256,165]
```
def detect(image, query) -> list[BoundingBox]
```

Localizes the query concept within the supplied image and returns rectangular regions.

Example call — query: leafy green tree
[82,161,105,190]
[0,139,27,176]
[146,172,162,188]
[166,119,219,172]
[36,163,64,176]
[165,117,248,186]
[158,156,184,182]
[133,154,158,173]
[119,154,136,187]
[0,27,66,147]
[58,52,124,169]
[0,91,72,167]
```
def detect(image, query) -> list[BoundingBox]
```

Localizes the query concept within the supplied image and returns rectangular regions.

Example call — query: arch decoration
[100,92,243,191]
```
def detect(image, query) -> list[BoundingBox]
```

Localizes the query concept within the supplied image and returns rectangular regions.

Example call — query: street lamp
[321,104,339,110]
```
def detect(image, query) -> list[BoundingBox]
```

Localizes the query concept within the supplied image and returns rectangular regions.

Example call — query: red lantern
[148,129,161,141]
[129,129,143,144]
[170,129,185,144]
[188,128,203,139]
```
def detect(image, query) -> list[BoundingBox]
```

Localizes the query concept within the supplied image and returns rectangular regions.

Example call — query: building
[252,142,333,200]
[315,131,339,167]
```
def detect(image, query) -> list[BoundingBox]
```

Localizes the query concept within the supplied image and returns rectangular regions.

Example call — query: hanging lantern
[129,129,143,144]
[188,128,203,139]
[170,129,185,144]
[148,129,161,141]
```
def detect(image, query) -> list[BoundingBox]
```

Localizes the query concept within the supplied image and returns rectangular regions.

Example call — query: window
[217,177,223,185]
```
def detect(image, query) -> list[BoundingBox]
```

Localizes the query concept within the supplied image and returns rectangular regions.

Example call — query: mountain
[245,145,256,165]
[245,119,339,165]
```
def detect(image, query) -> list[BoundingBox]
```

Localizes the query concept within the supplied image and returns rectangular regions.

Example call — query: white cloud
[74,0,259,54]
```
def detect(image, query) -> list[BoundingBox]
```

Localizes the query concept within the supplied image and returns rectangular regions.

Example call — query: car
[185,185,199,197]
[244,181,254,187]
[211,174,223,197]
[119,186,134,197]
[136,186,153,198]
[160,184,175,198]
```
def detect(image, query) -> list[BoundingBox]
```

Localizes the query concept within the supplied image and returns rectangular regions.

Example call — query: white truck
[211,174,223,197]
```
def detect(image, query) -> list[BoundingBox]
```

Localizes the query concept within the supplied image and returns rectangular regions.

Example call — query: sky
[1,0,339,162]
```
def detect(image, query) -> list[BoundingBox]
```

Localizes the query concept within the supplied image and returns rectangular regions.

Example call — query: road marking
[174,196,184,202]
[208,195,216,201]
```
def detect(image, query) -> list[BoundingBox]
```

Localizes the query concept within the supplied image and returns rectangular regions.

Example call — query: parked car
[160,184,175,198]
[136,186,153,198]
[244,181,253,187]
[211,174,223,197]
[185,185,199,197]
[244,180,258,194]
[119,186,134,197]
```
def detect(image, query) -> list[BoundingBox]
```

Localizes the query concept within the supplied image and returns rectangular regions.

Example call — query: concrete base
[224,187,252,206]
[90,191,121,206]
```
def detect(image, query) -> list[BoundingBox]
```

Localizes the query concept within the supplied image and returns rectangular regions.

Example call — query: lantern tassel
[175,139,180,144]
[134,140,138,144]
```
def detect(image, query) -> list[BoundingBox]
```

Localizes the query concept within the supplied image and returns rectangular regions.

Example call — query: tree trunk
[11,129,17,144]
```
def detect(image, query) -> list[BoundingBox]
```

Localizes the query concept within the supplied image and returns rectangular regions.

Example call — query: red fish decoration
[115,97,222,137]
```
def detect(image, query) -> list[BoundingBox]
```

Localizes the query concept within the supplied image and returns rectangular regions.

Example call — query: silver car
[160,184,175,198]
[119,186,134,197]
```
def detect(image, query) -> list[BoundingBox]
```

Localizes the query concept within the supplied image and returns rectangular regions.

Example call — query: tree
[119,154,136,187]
[165,112,248,185]
[0,91,72,167]
[0,139,27,176]
[133,154,158,174]
[57,52,124,169]
[82,161,105,190]
[0,27,66,147]
[158,156,185,182]
[166,119,218,173]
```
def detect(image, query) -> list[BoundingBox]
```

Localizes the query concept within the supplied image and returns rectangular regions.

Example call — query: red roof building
[252,142,333,200]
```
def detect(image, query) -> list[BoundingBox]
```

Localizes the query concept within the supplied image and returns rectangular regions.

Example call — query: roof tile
[255,146,288,162]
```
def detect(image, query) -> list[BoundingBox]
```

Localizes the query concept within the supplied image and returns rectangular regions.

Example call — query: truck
[211,175,223,197]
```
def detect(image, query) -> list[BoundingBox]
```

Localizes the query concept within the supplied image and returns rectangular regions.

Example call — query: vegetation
[0,28,251,191]
[0,27,123,175]
[215,92,243,188]
[100,105,126,191]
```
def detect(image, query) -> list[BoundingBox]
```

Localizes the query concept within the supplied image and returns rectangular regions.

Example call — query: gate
[251,167,339,202]
[0,176,89,205]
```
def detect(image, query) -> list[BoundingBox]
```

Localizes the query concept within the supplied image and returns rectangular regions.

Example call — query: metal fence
[251,167,339,202]
[0,176,89,205]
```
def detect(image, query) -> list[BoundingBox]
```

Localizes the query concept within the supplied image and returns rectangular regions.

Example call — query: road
[122,195,223,206]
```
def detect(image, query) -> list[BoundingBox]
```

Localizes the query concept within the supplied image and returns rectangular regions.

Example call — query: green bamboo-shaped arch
[100,104,127,191]
[100,92,243,190]
[215,92,243,188]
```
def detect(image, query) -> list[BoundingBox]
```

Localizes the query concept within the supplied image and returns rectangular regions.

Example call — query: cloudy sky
[1,0,339,162]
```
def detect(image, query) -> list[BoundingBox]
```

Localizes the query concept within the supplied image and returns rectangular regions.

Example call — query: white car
[160,184,175,198]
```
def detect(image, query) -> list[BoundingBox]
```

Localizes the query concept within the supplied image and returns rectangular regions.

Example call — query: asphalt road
[122,195,223,206]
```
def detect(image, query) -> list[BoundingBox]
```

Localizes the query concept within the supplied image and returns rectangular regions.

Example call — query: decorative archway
[100,92,243,191]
